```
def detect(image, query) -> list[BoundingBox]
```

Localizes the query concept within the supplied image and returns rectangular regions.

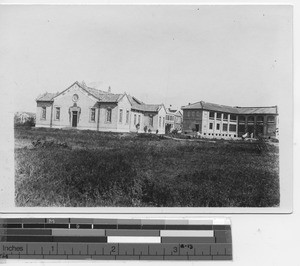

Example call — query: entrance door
[72,111,78,127]
[195,124,200,132]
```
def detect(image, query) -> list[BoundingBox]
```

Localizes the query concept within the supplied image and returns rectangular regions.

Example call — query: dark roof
[182,101,277,115]
[235,106,277,115]
[128,95,144,105]
[128,95,162,112]
[99,93,122,102]
[131,104,163,112]
[36,92,58,101]
[80,82,122,102]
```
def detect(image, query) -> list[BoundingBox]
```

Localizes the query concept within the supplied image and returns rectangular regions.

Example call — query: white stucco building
[36,81,166,134]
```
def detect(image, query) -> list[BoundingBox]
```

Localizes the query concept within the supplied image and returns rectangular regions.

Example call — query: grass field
[14,127,280,207]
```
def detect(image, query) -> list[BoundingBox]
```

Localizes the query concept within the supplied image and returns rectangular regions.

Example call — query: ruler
[0,218,232,260]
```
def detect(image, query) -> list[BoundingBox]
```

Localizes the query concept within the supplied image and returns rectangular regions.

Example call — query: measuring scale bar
[0,218,232,260]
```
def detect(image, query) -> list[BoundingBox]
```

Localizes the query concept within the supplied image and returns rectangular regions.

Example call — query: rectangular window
[134,114,137,125]
[209,123,213,130]
[119,109,123,123]
[149,116,153,127]
[229,124,237,132]
[126,110,129,124]
[216,112,221,120]
[55,107,60,120]
[163,117,165,127]
[138,114,141,124]
[230,115,237,121]
[216,123,220,130]
[159,116,162,127]
[106,108,112,122]
[90,108,95,122]
[41,107,46,120]
[209,111,214,119]
[223,113,228,120]
[223,123,228,131]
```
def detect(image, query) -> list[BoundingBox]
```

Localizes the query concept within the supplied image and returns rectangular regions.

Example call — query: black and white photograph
[0,5,292,208]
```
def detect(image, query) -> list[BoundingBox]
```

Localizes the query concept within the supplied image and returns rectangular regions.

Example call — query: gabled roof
[167,108,183,116]
[36,81,123,103]
[128,95,163,113]
[182,101,278,115]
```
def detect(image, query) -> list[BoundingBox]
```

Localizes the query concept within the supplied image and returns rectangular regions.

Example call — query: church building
[35,81,166,134]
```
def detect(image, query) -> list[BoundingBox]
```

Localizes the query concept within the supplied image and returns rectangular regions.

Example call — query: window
[248,116,254,123]
[55,107,60,120]
[163,117,165,127]
[90,108,96,122]
[119,109,123,123]
[230,115,237,121]
[106,108,112,122]
[229,124,237,132]
[134,114,137,125]
[239,116,245,123]
[187,111,190,117]
[209,112,214,119]
[216,112,221,120]
[192,111,195,117]
[159,116,162,127]
[126,110,129,124]
[257,116,264,123]
[41,107,46,120]
[223,114,228,120]
[149,116,153,127]
[209,123,213,130]
[216,124,220,130]
[267,116,275,123]
[223,123,228,131]
[138,114,141,124]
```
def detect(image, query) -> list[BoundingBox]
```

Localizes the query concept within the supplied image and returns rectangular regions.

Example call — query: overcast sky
[0,5,292,112]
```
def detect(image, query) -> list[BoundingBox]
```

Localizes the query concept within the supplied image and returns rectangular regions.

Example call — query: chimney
[188,103,191,105]
[108,86,111,93]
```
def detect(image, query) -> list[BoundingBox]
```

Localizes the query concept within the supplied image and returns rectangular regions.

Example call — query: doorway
[72,111,78,127]
[195,124,200,132]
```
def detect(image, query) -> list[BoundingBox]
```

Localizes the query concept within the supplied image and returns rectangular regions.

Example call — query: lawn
[14,127,280,207]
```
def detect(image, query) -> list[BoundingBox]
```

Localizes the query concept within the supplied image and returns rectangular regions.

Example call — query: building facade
[36,81,166,134]
[181,101,278,139]
[165,108,183,133]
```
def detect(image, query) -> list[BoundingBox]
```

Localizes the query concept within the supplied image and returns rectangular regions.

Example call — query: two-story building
[181,101,278,139]
[165,108,183,133]
[35,81,166,134]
